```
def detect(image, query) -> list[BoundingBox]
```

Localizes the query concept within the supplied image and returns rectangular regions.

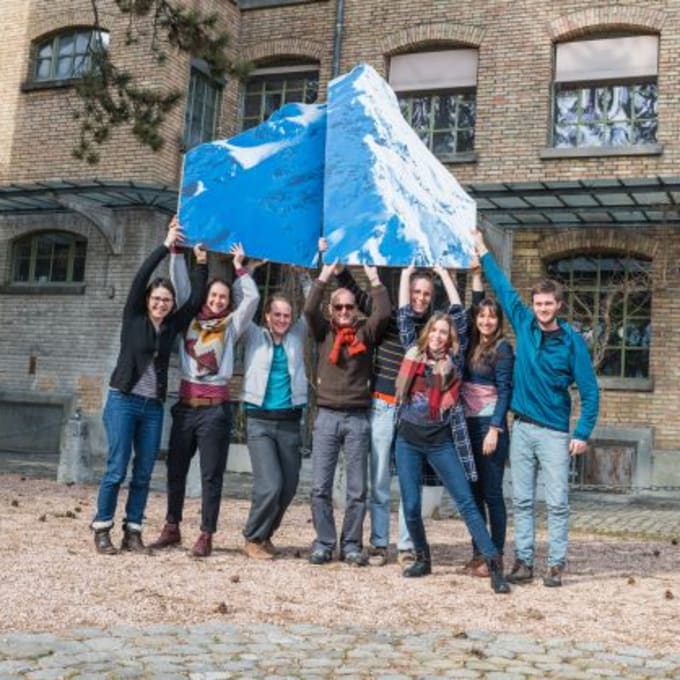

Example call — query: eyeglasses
[150,296,173,305]
[333,303,355,312]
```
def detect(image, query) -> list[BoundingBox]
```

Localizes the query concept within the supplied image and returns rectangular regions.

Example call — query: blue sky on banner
[179,102,325,267]
[323,64,476,267]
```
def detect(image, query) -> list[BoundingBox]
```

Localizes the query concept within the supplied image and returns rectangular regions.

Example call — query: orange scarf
[328,326,367,364]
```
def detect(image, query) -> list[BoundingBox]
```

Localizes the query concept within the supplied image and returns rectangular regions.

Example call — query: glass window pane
[434,95,456,130]
[304,78,319,103]
[432,131,456,156]
[57,56,74,78]
[57,33,75,57]
[75,32,90,53]
[456,128,475,152]
[13,258,30,282]
[244,94,262,117]
[624,349,649,378]
[37,42,53,59]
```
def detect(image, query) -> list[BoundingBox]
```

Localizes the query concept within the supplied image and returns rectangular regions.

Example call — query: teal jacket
[481,252,599,440]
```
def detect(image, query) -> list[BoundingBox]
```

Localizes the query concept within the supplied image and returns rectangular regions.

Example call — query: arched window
[33,28,109,82]
[12,232,87,285]
[546,253,652,379]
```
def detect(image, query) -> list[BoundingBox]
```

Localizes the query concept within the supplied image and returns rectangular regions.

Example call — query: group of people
[90,218,599,595]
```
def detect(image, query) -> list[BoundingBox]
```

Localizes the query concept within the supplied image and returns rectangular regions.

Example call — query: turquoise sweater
[481,252,599,440]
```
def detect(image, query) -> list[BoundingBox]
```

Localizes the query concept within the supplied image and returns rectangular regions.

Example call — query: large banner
[179,64,476,268]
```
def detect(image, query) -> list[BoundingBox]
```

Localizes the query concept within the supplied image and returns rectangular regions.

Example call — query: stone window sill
[439,151,478,164]
[597,376,654,392]
[238,0,327,8]
[541,144,663,160]
[0,284,86,295]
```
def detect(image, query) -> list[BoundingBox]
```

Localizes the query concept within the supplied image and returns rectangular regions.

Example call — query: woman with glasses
[91,217,207,555]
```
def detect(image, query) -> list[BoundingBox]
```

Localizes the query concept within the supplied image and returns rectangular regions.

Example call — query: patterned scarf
[184,304,231,375]
[395,345,460,419]
[328,324,367,365]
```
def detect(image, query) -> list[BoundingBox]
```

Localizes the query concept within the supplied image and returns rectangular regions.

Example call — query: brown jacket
[304,279,391,409]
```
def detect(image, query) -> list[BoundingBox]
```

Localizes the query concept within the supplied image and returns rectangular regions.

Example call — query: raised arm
[170,249,191,308]
[470,257,485,307]
[228,243,261,340]
[172,244,208,331]
[304,263,334,341]
[398,263,414,308]
[434,265,461,306]
[335,267,371,316]
[362,265,391,343]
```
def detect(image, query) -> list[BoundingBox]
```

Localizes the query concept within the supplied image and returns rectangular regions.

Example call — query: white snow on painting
[323,63,476,267]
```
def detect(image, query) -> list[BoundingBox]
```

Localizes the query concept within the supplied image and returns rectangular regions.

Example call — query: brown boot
[460,554,485,575]
[121,527,150,554]
[149,522,181,549]
[243,539,274,560]
[263,538,279,556]
[191,532,213,558]
[94,528,118,555]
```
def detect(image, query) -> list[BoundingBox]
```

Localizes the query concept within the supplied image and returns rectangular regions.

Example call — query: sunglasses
[333,303,355,312]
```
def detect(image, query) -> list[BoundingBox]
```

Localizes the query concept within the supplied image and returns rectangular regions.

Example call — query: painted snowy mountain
[179,102,326,267]
[323,63,476,267]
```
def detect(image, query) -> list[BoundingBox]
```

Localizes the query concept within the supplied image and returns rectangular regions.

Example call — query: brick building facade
[1,0,678,493]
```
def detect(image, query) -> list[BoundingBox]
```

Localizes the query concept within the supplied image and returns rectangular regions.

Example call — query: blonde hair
[417,312,459,355]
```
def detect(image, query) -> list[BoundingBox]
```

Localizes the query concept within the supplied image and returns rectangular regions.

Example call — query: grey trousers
[310,407,370,555]
[243,416,302,542]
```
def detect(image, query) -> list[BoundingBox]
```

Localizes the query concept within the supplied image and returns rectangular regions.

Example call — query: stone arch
[29,13,106,43]
[547,6,666,42]
[241,39,324,65]
[381,22,485,56]
[537,229,658,261]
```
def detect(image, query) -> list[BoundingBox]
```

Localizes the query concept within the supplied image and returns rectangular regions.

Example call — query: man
[304,263,390,566]
[475,230,599,587]
[335,265,456,568]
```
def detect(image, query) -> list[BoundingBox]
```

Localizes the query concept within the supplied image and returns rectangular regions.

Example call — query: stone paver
[1,623,679,679]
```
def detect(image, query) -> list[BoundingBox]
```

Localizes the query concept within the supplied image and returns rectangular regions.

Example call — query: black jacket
[109,245,207,400]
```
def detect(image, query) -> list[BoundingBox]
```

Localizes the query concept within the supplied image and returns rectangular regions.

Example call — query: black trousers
[166,402,232,533]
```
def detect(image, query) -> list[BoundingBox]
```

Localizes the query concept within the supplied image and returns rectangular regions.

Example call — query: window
[553,36,658,148]
[33,29,109,82]
[11,232,87,285]
[389,49,478,159]
[546,253,652,379]
[183,63,224,150]
[241,65,319,130]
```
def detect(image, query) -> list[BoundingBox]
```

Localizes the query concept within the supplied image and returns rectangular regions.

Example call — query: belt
[180,397,227,408]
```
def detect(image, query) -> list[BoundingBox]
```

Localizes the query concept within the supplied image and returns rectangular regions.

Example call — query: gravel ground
[1,475,678,653]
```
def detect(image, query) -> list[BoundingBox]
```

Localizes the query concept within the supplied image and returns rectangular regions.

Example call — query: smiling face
[266,299,293,341]
[206,281,230,315]
[329,289,357,328]
[147,285,175,325]
[532,292,561,331]
[410,276,434,314]
[476,305,500,340]
[427,318,451,354]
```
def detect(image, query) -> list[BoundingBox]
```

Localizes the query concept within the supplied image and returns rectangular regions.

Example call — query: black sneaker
[506,560,534,584]
[543,565,563,588]
[344,551,369,567]
[308,549,332,565]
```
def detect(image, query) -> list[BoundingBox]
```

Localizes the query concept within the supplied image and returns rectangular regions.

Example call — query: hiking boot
[308,549,333,565]
[191,532,213,558]
[403,546,431,578]
[543,565,564,588]
[344,551,369,567]
[368,546,388,566]
[120,528,150,554]
[487,556,511,594]
[94,528,117,555]
[243,539,274,560]
[506,560,534,584]
[397,550,415,568]
[461,554,487,577]
[149,522,181,549]
[263,538,279,556]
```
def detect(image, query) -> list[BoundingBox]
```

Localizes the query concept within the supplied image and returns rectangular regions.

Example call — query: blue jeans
[310,407,370,555]
[94,390,164,529]
[510,419,571,568]
[467,416,508,555]
[395,434,499,560]
[369,398,411,550]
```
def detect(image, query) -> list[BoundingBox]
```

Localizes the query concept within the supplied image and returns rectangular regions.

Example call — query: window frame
[183,60,225,150]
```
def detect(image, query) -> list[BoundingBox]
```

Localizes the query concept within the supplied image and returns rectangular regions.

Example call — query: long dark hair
[467,298,504,367]
[146,277,177,312]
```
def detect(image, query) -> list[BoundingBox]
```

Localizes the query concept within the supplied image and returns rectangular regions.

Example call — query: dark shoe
[368,546,388,566]
[403,546,431,578]
[506,559,534,584]
[543,565,564,588]
[308,549,333,565]
[94,529,117,555]
[344,551,369,567]
[191,532,212,558]
[121,528,149,554]
[487,556,511,594]
[149,522,181,549]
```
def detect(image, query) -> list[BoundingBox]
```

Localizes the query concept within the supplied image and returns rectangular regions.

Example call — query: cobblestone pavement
[1,622,679,679]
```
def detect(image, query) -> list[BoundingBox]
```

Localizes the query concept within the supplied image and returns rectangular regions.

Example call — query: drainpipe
[331,0,345,78]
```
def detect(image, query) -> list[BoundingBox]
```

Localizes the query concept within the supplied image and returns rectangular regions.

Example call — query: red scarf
[328,325,367,365]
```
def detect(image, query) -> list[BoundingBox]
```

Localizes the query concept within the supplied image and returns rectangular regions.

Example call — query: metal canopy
[465,176,680,228]
[0,180,177,214]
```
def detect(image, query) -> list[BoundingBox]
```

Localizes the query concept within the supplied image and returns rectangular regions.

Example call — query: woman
[460,263,514,577]
[91,219,207,555]
[150,242,259,557]
[394,265,509,593]
[239,271,311,559]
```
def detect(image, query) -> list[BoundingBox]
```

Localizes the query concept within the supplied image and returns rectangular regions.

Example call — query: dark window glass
[33,29,108,82]
[183,66,223,150]
[11,232,87,285]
